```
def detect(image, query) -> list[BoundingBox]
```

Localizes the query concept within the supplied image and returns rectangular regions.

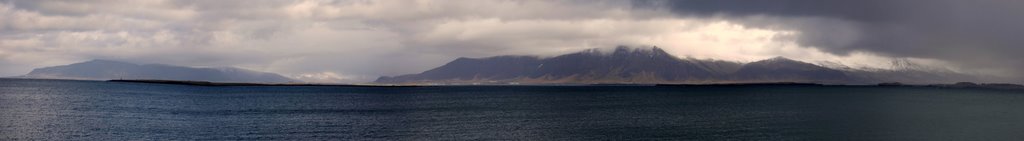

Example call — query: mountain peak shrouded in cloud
[21,59,297,83]
[376,46,990,84]
[0,0,1020,83]
[376,46,732,84]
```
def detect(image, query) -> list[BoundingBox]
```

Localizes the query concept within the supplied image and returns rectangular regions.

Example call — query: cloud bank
[650,0,1024,80]
[0,0,1019,83]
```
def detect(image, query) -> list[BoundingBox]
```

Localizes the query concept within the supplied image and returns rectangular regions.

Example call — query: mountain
[840,59,983,84]
[377,46,982,85]
[21,60,297,83]
[527,47,741,82]
[732,57,851,83]
[377,46,742,84]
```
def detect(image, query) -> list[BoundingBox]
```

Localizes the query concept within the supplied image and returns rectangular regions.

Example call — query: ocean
[2,78,1024,140]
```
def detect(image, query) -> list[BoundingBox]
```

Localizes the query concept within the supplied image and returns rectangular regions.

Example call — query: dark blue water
[2,79,1024,140]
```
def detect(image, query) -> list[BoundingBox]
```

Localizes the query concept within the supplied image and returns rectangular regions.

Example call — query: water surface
[2,79,1023,140]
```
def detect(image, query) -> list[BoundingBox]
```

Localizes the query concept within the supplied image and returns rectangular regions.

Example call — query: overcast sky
[1,0,1021,83]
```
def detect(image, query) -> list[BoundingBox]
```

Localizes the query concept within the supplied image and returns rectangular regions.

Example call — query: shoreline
[2,78,1018,91]
[98,79,1024,91]
[107,79,423,87]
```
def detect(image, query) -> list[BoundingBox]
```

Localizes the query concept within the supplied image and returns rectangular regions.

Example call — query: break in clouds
[0,0,1020,83]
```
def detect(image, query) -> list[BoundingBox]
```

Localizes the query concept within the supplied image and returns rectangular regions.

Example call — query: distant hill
[731,57,851,83]
[20,60,297,83]
[376,46,980,84]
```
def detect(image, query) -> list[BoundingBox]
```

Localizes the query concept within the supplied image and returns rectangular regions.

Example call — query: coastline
[106,79,423,87]
[97,79,1024,91]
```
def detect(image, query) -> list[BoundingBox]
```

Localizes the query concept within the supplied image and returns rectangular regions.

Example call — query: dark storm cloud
[646,0,1024,79]
[639,0,896,22]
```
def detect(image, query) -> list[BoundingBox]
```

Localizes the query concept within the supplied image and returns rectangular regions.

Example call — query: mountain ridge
[377,46,980,85]
[20,59,298,83]
[378,46,744,84]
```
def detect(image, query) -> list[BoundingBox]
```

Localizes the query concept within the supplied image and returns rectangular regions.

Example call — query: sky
[0,0,1021,83]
